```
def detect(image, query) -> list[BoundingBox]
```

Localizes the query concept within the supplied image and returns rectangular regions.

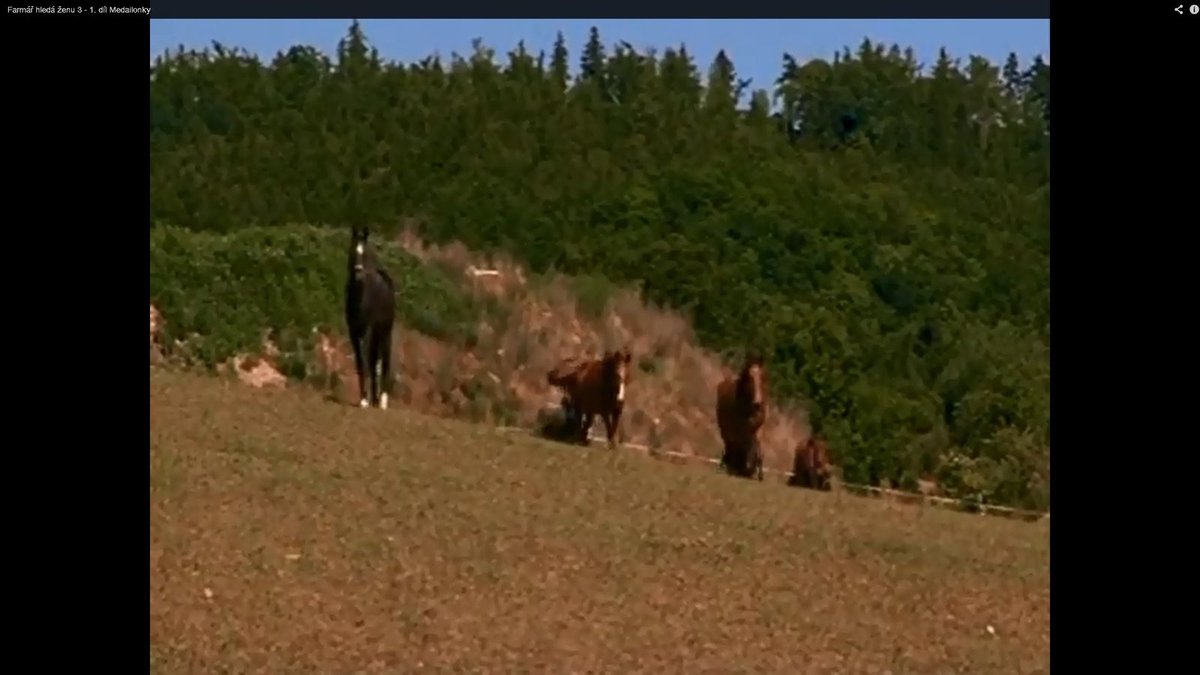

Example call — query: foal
[788,436,833,491]
[344,227,396,409]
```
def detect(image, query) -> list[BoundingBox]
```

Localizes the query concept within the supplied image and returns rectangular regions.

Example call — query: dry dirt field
[150,367,1049,674]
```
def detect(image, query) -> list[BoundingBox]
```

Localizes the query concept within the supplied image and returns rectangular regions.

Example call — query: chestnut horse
[788,436,832,491]
[716,353,767,480]
[547,349,632,449]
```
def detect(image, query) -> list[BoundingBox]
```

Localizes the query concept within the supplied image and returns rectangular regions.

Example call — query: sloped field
[149,368,1049,674]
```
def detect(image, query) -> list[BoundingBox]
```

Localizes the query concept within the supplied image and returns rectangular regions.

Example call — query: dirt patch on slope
[151,303,287,388]
[384,227,812,470]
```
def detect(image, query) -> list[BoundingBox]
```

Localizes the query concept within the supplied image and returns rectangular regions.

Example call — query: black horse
[344,227,396,409]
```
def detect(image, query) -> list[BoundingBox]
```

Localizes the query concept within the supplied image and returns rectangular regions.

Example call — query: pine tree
[550,31,569,92]
[1002,52,1023,102]
[1025,55,1050,130]
[704,49,736,112]
[336,20,375,76]
[579,26,606,86]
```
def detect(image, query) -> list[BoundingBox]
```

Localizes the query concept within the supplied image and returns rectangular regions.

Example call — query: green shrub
[569,274,619,321]
[149,224,478,374]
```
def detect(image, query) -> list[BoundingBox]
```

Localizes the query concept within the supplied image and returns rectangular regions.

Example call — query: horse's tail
[547,358,583,389]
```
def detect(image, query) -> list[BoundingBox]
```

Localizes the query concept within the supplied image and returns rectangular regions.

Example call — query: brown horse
[715,353,767,480]
[788,436,833,491]
[547,349,632,449]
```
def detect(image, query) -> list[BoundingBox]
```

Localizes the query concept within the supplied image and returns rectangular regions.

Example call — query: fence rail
[498,424,1048,524]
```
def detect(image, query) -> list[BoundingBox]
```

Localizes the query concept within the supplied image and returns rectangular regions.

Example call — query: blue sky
[150,19,1049,97]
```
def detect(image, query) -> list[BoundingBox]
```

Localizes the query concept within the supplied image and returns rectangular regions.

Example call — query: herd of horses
[344,227,833,491]
[544,348,833,490]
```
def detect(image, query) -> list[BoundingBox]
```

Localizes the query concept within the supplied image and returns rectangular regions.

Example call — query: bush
[569,273,619,321]
[149,224,478,374]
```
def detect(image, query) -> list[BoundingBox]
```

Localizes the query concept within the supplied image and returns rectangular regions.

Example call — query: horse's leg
[601,412,616,449]
[604,406,623,449]
[367,329,383,408]
[561,396,575,427]
[563,397,580,440]
[751,434,764,481]
[579,412,594,446]
[726,441,739,476]
[350,331,368,408]
[378,325,393,410]
[739,441,753,479]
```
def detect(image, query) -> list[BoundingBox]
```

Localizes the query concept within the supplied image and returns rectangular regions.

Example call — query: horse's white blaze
[355,243,364,256]
[380,393,389,409]
[359,398,369,408]
[617,380,626,402]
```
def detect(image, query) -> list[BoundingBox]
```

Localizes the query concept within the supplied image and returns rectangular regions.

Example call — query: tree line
[150,22,1050,510]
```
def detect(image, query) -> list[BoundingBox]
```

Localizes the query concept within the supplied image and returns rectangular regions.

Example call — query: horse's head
[738,352,767,414]
[348,227,372,281]
[603,348,632,404]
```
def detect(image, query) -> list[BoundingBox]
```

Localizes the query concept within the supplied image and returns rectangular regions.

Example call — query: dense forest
[149,22,1050,510]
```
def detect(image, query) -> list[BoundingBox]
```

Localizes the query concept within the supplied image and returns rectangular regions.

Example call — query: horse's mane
[375,266,395,291]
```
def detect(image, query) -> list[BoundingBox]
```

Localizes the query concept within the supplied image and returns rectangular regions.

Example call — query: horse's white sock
[380,393,389,410]
[360,398,369,408]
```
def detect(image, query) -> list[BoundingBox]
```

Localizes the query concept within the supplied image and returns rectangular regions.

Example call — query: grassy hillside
[149,25,1051,509]
[151,224,816,475]
[150,368,1050,674]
